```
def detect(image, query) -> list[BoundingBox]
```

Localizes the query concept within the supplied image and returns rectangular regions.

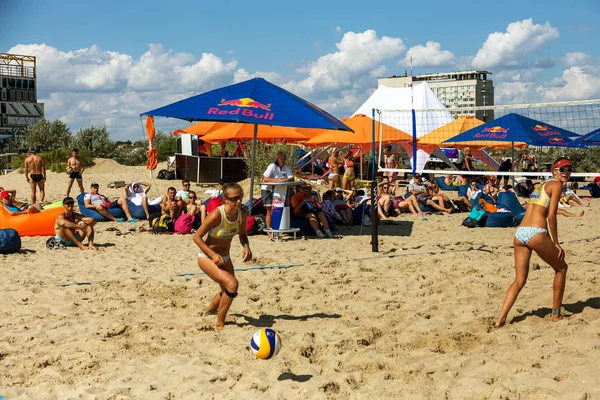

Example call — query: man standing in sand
[24,146,46,204]
[66,148,85,197]
[55,196,97,250]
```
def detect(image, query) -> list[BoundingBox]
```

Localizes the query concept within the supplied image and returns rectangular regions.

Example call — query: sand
[1,160,599,399]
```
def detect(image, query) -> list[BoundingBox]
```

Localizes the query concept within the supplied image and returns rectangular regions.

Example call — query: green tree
[23,118,72,151]
[72,124,117,158]
[154,131,177,162]
[242,143,297,181]
[114,139,148,166]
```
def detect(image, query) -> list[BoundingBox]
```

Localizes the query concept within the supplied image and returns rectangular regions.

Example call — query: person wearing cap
[65,148,85,197]
[84,182,138,223]
[23,146,46,204]
[495,157,573,328]
[0,190,42,215]
[55,197,96,250]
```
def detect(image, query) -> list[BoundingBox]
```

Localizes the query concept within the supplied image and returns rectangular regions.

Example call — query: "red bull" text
[208,97,275,120]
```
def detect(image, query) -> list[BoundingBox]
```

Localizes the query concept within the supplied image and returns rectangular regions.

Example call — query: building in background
[0,53,45,147]
[378,70,494,121]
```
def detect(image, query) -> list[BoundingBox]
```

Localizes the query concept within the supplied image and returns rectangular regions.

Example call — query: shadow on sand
[510,297,600,324]
[230,312,341,328]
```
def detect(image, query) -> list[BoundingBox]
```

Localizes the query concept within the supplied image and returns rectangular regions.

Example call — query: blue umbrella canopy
[141,77,351,131]
[444,113,575,147]
[569,127,600,147]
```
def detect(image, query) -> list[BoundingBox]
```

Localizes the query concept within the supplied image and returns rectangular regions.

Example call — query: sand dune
[1,162,599,399]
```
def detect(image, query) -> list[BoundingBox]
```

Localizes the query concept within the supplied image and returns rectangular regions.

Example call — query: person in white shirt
[175,180,191,202]
[261,151,294,231]
[84,182,138,222]
[125,181,163,220]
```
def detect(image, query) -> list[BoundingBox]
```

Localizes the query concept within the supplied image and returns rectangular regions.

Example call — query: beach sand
[1,160,599,399]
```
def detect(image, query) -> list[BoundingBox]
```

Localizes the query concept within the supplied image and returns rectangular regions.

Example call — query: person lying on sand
[55,197,97,251]
[0,190,42,214]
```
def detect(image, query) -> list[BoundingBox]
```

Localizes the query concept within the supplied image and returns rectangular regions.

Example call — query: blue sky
[2,0,600,140]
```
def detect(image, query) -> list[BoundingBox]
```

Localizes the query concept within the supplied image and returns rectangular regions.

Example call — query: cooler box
[270,185,291,230]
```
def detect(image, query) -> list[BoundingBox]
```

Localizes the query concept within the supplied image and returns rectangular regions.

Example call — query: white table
[258,180,304,241]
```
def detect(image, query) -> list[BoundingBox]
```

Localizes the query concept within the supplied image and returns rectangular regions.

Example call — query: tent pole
[511,141,515,187]
[248,123,259,216]
[371,108,378,253]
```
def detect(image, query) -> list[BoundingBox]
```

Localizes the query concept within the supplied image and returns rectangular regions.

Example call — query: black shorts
[261,189,274,207]
[30,174,43,182]
[69,172,83,179]
[108,200,121,209]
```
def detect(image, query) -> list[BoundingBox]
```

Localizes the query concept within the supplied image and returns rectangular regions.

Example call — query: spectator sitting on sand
[407,173,426,196]
[185,191,200,216]
[176,180,191,202]
[322,190,349,225]
[483,175,500,202]
[291,183,333,238]
[453,180,481,211]
[417,184,453,214]
[1,190,42,214]
[84,182,138,223]
[161,187,183,221]
[55,197,97,250]
[125,181,162,220]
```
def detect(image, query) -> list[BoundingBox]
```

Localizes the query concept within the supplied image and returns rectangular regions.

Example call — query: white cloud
[562,51,594,67]
[335,26,342,34]
[286,30,405,96]
[472,19,559,70]
[541,65,600,101]
[400,41,456,67]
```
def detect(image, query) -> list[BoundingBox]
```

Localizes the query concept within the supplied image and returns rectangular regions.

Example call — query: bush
[23,118,72,151]
[10,148,95,173]
[114,141,148,166]
[242,143,297,181]
[72,125,116,158]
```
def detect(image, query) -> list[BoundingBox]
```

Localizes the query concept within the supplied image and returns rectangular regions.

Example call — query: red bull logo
[482,126,509,134]
[533,125,549,131]
[548,137,568,145]
[533,126,560,136]
[208,97,274,120]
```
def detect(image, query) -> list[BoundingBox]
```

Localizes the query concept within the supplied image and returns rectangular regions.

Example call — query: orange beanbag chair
[0,205,63,237]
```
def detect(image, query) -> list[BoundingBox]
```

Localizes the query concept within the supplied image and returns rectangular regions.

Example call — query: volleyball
[250,328,282,360]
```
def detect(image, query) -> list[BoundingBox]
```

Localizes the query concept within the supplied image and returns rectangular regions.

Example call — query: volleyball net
[374,99,600,178]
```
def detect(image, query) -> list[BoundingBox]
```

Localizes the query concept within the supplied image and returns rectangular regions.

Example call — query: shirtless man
[54,196,96,250]
[66,148,85,197]
[161,186,183,221]
[24,146,46,204]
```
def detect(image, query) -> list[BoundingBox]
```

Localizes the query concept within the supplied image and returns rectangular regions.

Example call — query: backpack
[0,228,21,254]
[151,214,174,234]
[157,169,175,180]
[174,214,194,234]
[515,179,534,198]
[245,214,266,235]
[461,205,487,228]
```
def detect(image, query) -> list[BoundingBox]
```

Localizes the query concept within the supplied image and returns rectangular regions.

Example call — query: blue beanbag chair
[77,193,125,221]
[125,199,161,220]
[484,211,516,227]
[590,184,600,198]
[457,185,469,197]
[0,228,21,254]
[497,192,525,216]
[436,176,459,191]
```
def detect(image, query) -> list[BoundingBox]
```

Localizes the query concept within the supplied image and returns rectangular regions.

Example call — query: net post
[371,108,378,253]
[411,109,417,175]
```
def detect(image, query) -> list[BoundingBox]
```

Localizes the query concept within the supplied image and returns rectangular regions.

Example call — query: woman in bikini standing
[494,157,572,327]
[193,183,252,330]
[327,150,343,189]
[342,150,357,190]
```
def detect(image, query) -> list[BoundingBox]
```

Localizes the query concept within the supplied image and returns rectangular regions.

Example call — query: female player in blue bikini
[193,183,252,330]
[494,157,573,327]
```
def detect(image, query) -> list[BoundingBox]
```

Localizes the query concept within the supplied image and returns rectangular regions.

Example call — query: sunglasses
[302,186,311,190]
[555,167,574,173]
[133,185,139,188]
[382,186,389,189]
[188,196,196,199]
[225,195,243,202]
[183,183,190,187]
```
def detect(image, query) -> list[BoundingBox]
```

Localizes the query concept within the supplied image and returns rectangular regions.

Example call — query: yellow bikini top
[528,179,553,208]
[208,205,241,239]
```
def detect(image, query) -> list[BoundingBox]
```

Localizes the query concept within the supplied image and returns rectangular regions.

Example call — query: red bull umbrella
[568,127,600,148]
[444,113,576,147]
[141,77,352,203]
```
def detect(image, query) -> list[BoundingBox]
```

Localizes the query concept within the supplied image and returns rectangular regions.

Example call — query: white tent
[353,82,453,172]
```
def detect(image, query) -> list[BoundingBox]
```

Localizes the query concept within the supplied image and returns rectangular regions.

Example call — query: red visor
[554,159,573,169]
[0,191,9,198]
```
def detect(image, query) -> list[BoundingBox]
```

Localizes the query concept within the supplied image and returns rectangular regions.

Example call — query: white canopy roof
[352,82,453,172]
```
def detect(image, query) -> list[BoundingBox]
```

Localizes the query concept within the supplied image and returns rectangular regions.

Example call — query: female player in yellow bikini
[494,157,572,327]
[193,183,252,330]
